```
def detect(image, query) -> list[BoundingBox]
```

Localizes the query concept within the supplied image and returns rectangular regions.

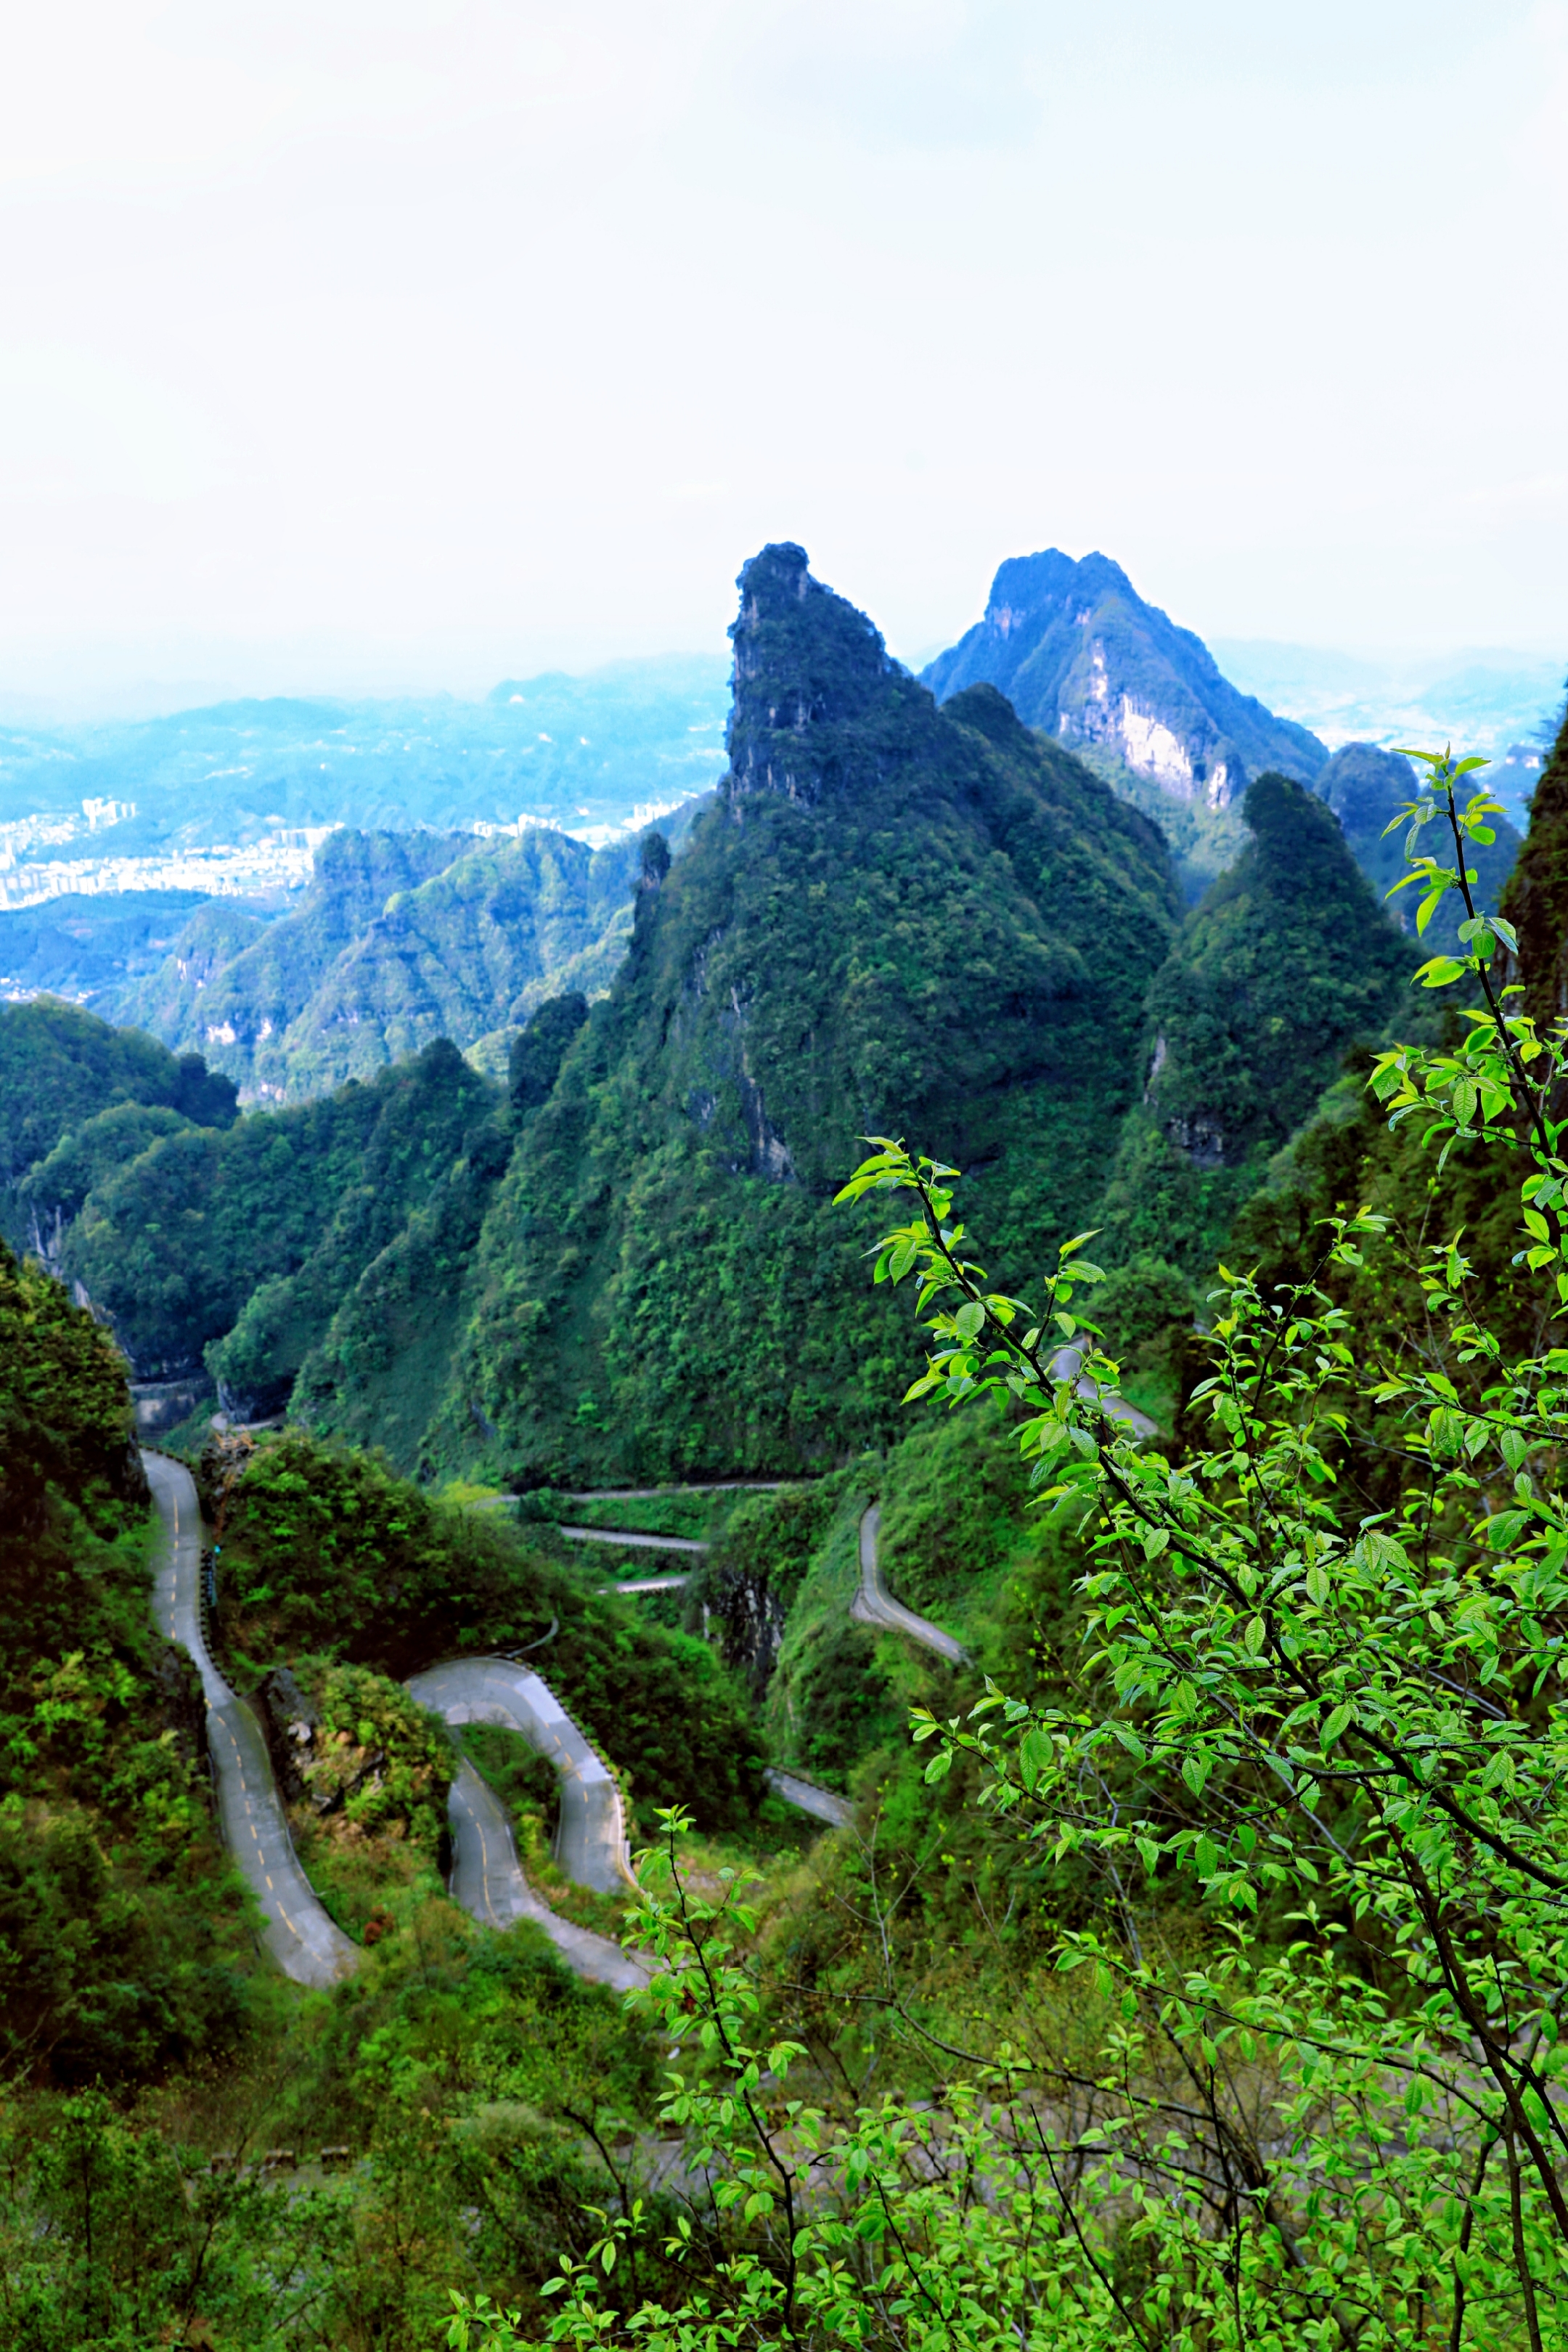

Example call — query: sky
[1,0,1565,711]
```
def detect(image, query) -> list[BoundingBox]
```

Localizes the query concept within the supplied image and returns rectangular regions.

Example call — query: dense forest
[2,540,1565,2347]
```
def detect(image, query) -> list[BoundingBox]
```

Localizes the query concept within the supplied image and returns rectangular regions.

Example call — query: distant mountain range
[0,654,730,865]
[4,554,1548,1043]
[1212,639,1566,815]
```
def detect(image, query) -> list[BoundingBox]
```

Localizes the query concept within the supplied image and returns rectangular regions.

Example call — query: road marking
[266,1874,274,1890]
[475,1811,499,1926]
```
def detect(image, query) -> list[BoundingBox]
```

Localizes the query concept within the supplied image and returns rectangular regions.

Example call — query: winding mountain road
[144,1452,359,1990]
[442,1755,648,1990]
[849,1502,970,1665]
[147,1452,1002,1998]
[560,1526,709,1554]
[408,1655,639,1897]
[1052,1340,1159,1439]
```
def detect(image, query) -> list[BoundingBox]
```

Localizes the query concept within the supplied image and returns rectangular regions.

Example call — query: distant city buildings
[0,800,340,911]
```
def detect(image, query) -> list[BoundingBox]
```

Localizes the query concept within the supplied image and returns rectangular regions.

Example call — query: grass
[287,1806,449,1946]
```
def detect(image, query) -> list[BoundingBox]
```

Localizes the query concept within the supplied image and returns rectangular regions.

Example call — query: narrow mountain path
[144,1452,359,1989]
[849,1502,969,1665]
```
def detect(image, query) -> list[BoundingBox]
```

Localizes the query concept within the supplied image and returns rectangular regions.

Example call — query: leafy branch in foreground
[446,749,1568,2348]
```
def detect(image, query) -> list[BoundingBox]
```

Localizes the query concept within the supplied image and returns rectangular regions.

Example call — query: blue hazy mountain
[1212,639,1567,824]
[0,654,731,857]
[923,550,1327,813]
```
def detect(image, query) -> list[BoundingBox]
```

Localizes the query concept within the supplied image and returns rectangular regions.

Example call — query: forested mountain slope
[1095,768,1414,1279]
[110,815,696,1102]
[401,543,1180,1485]
[0,998,237,1248]
[57,1036,493,1393]
[1315,739,1521,956]
[1209,699,1568,1412]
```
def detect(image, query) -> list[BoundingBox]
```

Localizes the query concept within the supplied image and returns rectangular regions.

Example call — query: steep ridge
[411,543,1178,1487]
[1,998,237,1248]
[62,1035,492,1391]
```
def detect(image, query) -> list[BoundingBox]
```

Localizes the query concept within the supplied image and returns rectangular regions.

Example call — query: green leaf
[1320,1703,1354,1749]
[1182,1751,1211,1799]
[1018,1725,1053,1792]
[954,1300,984,1340]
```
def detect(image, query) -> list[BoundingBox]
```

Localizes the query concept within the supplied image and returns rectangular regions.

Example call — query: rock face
[923,549,1326,809]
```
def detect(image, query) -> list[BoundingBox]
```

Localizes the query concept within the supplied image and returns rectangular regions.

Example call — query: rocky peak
[923,547,1326,810]
[724,542,909,805]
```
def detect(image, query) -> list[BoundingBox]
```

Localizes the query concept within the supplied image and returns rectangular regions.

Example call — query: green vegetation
[0,1921,667,2350]
[287,1659,454,1852]
[452,736,1567,2352]
[428,548,1178,1486]
[1097,768,1414,1278]
[9,542,1567,2348]
[1317,738,1522,956]
[0,1237,255,2087]
[59,1034,489,1386]
[0,998,236,1245]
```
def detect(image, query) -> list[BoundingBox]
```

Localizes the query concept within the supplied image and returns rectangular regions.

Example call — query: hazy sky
[2,1,1565,705]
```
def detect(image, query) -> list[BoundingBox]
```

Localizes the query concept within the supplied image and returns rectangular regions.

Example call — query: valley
[3,537,1566,2349]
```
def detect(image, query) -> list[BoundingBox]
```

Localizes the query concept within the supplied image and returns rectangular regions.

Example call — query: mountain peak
[725,542,910,804]
[983,547,1135,633]
[923,548,1325,813]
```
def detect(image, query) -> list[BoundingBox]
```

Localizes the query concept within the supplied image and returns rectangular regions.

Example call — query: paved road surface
[764,1768,853,1827]
[565,1483,793,1500]
[444,1757,648,1990]
[560,1525,710,1553]
[1051,1341,1159,1439]
[407,1656,638,1896]
[849,1502,970,1666]
[600,1574,692,1595]
[144,1451,359,1990]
